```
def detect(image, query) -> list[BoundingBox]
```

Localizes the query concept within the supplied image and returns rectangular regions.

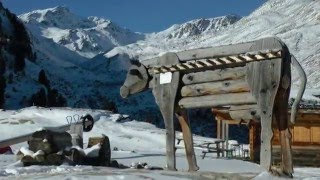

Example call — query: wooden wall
[272,111,320,146]
[249,110,320,166]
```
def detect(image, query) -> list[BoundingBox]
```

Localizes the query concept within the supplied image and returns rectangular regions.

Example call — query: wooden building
[273,109,320,166]
[213,108,320,166]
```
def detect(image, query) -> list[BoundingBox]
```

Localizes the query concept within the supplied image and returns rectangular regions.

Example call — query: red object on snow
[0,146,13,154]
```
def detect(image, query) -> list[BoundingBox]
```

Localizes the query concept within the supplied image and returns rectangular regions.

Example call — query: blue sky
[1,0,266,33]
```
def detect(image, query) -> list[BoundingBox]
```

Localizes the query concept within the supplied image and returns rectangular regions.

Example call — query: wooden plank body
[179,92,256,109]
[229,105,260,121]
[181,79,250,97]
[182,66,246,85]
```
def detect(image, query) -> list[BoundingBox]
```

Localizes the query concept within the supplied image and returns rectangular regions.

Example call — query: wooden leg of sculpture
[246,59,282,172]
[152,52,180,171]
[275,63,293,177]
[153,83,178,170]
[175,108,199,171]
[274,94,293,177]
[259,110,273,172]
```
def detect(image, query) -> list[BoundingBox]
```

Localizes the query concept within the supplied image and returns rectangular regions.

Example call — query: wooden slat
[293,122,320,127]
[295,109,320,115]
[295,113,320,122]
[181,79,250,97]
[293,126,311,142]
[311,127,320,143]
[229,105,260,121]
[178,92,256,109]
[277,145,320,150]
[182,66,246,85]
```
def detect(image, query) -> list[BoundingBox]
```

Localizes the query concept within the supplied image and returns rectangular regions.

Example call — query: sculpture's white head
[120,60,150,98]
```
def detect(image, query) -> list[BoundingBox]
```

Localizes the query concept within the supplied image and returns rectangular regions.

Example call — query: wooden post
[222,121,225,141]
[226,122,229,152]
[217,117,221,139]
[249,121,261,163]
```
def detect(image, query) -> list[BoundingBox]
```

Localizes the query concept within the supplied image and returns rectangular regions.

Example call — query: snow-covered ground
[0,107,320,179]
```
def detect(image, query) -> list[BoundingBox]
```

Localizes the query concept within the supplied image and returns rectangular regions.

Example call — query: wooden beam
[212,108,232,120]
[293,122,320,127]
[142,37,285,68]
[150,50,282,74]
[176,37,284,61]
[179,92,256,109]
[295,113,320,122]
[182,66,246,85]
[221,120,243,125]
[181,79,250,97]
[294,109,320,114]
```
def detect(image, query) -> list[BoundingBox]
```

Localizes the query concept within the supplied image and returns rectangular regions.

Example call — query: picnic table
[200,140,226,159]
[176,137,249,159]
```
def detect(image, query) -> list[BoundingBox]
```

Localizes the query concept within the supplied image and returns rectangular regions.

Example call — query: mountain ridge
[1,1,319,124]
[19,6,145,58]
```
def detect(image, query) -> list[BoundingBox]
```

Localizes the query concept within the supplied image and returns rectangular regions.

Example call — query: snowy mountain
[19,6,145,58]
[0,5,160,131]
[1,0,320,127]
[2,6,240,123]
[154,15,241,39]
[0,3,35,109]
[107,0,320,91]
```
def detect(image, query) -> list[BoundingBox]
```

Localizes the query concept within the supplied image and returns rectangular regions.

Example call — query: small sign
[160,72,172,84]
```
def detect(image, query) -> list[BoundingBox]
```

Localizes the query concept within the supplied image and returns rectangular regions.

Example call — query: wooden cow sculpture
[120,37,307,176]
